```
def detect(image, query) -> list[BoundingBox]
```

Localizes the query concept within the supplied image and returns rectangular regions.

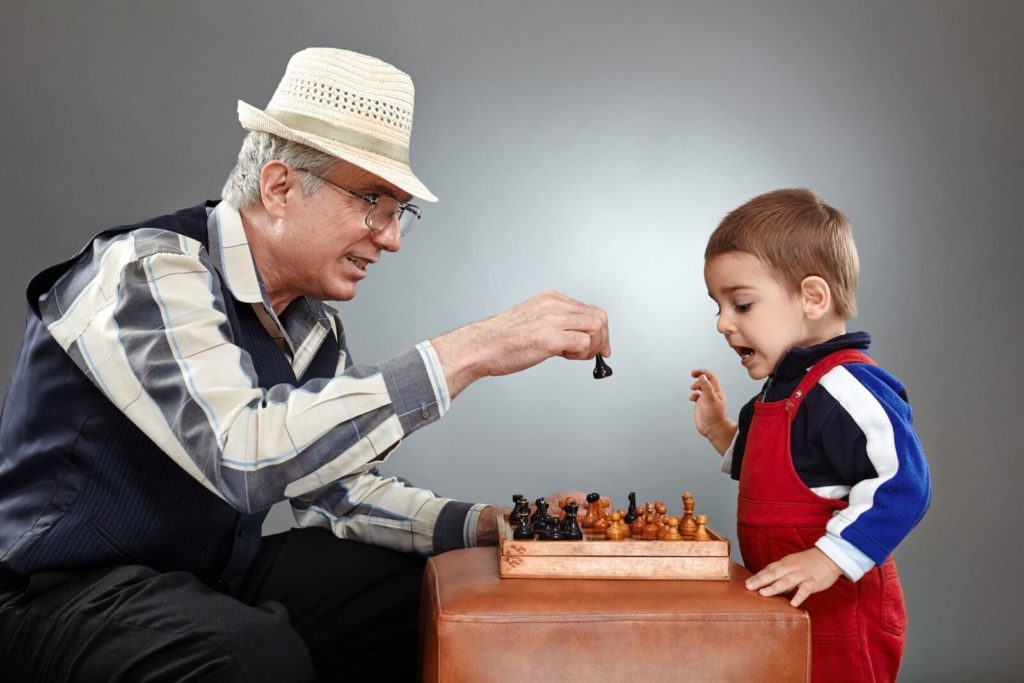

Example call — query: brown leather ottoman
[420,547,810,682]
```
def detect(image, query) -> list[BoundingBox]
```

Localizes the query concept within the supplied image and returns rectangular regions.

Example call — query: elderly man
[0,48,609,681]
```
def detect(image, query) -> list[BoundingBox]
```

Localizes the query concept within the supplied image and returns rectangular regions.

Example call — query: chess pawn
[581,492,601,528]
[694,514,711,542]
[642,517,660,540]
[605,512,627,541]
[616,512,632,538]
[513,515,536,539]
[593,514,611,537]
[680,492,697,540]
[663,516,683,541]
[654,500,667,523]
[629,512,646,537]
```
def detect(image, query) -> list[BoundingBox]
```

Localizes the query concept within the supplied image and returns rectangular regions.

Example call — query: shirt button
[420,404,430,420]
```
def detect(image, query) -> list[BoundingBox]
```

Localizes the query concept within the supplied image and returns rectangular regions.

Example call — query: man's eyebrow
[358,184,412,202]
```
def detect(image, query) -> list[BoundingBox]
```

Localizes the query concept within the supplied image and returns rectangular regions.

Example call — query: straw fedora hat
[238,47,437,202]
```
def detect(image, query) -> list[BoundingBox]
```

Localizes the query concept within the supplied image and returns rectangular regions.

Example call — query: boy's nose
[716,313,733,335]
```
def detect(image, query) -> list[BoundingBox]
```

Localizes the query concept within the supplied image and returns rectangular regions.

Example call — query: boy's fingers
[790,585,812,608]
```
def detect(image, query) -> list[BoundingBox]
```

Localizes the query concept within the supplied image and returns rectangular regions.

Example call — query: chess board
[497,515,731,580]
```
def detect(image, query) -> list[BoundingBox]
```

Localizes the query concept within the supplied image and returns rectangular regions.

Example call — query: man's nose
[371,220,401,252]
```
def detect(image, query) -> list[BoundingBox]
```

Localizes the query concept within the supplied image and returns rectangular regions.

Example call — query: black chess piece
[513,517,536,539]
[624,491,638,524]
[560,502,584,540]
[593,354,613,379]
[511,495,529,527]
[530,498,547,527]
[531,499,550,533]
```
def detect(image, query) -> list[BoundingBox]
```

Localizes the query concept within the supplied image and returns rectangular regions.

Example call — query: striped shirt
[37,202,487,556]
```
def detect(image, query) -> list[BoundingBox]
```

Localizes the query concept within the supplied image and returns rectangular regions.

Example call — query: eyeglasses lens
[366,197,420,237]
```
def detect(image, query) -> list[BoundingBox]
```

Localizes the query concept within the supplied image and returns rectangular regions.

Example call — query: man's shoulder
[29,203,217,315]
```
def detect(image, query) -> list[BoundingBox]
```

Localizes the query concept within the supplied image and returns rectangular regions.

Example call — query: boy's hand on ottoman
[745,548,844,607]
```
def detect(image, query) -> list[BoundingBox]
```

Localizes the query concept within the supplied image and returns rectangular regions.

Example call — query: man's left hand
[744,547,844,607]
[474,506,508,546]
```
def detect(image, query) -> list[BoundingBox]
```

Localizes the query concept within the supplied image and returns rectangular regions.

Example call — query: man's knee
[192,599,315,682]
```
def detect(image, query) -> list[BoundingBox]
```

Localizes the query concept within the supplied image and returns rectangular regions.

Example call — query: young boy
[690,188,930,682]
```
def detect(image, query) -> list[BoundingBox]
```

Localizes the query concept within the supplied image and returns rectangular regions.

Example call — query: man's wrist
[474,506,507,546]
[431,324,488,400]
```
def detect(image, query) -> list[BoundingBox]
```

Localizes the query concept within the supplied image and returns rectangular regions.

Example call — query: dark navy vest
[0,203,339,585]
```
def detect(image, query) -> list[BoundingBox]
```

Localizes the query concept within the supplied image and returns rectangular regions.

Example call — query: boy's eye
[735,303,752,313]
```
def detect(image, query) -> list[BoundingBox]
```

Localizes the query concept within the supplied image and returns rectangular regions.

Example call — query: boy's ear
[799,276,832,321]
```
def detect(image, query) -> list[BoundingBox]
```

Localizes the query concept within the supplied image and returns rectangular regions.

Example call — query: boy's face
[704,252,814,380]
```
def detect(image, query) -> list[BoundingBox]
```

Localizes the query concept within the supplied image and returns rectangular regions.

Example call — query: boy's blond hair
[706,188,859,319]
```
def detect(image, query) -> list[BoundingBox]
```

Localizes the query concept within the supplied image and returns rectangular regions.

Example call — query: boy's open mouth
[734,346,755,361]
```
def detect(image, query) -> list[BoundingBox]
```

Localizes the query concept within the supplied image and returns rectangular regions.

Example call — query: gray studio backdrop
[1,1,1021,679]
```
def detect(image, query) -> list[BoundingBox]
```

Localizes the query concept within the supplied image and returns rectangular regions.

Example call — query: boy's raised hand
[689,369,737,455]
[745,548,844,607]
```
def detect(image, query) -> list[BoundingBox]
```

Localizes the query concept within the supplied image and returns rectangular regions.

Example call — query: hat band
[265,108,410,165]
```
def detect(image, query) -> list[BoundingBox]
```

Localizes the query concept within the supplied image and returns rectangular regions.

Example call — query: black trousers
[0,527,426,682]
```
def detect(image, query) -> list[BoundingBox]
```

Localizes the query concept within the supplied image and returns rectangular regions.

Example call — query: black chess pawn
[538,511,567,540]
[624,491,638,524]
[593,354,613,379]
[513,517,536,539]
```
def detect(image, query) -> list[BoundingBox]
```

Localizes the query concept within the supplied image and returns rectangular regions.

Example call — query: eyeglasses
[297,168,422,237]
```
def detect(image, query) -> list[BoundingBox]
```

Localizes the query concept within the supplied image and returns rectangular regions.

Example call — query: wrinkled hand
[544,491,588,514]
[689,369,736,455]
[745,548,844,607]
[474,506,508,546]
[433,290,611,398]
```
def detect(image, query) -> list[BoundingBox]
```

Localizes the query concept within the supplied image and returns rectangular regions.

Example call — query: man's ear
[800,276,832,321]
[259,161,297,219]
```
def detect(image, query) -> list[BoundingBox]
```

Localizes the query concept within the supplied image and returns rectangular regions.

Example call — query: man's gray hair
[221,132,338,209]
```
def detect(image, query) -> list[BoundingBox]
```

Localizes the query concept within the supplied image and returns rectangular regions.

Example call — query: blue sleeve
[817,363,931,564]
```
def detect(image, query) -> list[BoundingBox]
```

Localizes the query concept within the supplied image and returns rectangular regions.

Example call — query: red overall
[737,350,907,682]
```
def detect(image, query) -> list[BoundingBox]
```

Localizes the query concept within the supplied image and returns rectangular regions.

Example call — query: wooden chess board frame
[497,515,731,580]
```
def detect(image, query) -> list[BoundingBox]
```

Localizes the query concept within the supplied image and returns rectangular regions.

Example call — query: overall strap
[788,349,875,416]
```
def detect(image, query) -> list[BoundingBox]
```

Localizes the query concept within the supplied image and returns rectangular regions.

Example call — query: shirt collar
[207,202,266,304]
[772,331,872,382]
[207,202,333,341]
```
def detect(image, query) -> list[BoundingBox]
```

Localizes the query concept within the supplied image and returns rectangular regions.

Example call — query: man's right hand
[431,290,610,399]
